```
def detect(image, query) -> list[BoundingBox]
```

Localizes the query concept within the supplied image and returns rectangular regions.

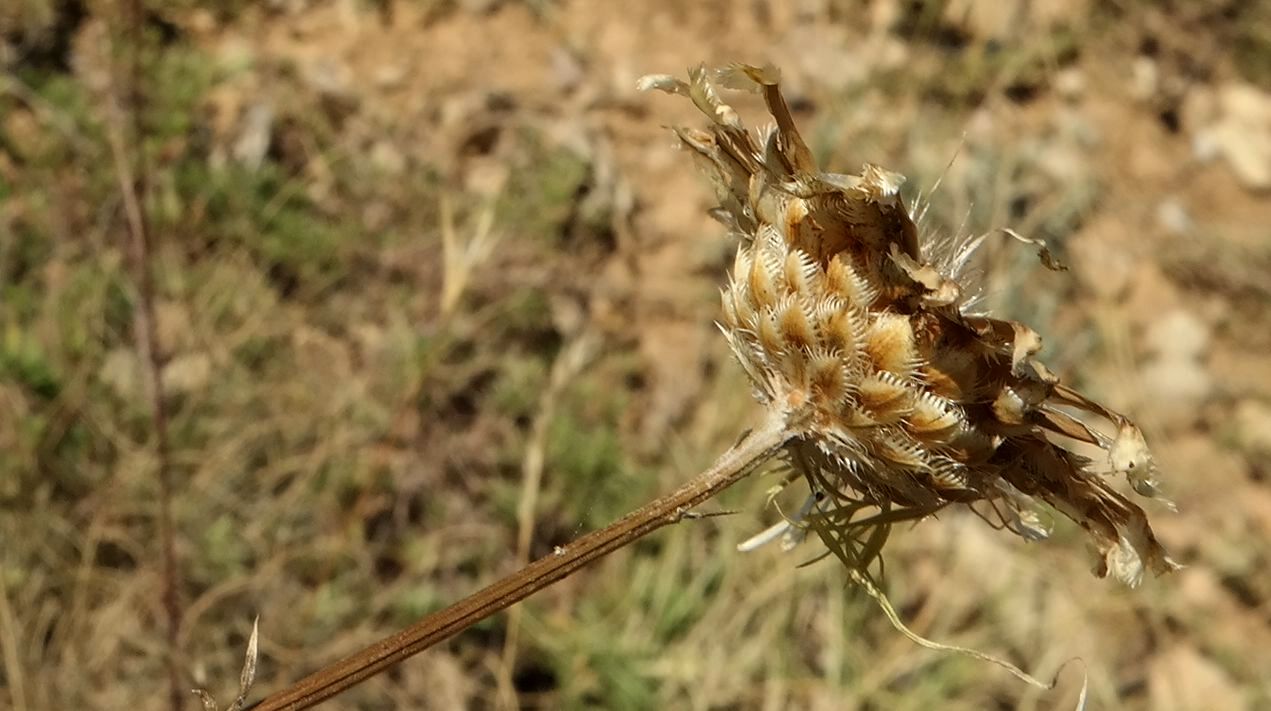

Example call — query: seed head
[642,64,1178,586]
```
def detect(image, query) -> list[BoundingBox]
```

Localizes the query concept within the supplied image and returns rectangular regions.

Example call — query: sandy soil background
[3,1,1271,709]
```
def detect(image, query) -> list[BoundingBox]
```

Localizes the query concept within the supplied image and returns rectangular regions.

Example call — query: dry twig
[248,412,790,710]
[98,2,185,708]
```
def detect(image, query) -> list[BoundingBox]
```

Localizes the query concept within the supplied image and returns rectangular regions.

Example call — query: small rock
[1234,399,1271,456]
[1191,130,1222,162]
[215,35,255,74]
[871,36,910,71]
[869,0,902,33]
[1054,68,1086,100]
[964,107,998,148]
[1204,121,1271,190]
[942,0,1013,40]
[373,63,406,90]
[232,102,274,171]
[1145,309,1210,360]
[187,9,217,34]
[1068,217,1136,299]
[1037,141,1086,183]
[1180,85,1218,133]
[369,140,405,175]
[361,201,392,232]
[100,348,143,402]
[1123,261,1182,318]
[1194,82,1271,191]
[1220,82,1271,124]
[3,109,42,161]
[438,93,487,130]
[1140,357,1212,418]
[155,301,195,354]
[1139,310,1213,426]
[302,57,355,101]
[1156,199,1193,236]
[462,158,508,198]
[551,48,584,92]
[1148,645,1247,711]
[1131,56,1159,101]
[161,352,212,395]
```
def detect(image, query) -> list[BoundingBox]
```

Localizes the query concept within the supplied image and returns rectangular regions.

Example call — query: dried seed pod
[643,64,1178,586]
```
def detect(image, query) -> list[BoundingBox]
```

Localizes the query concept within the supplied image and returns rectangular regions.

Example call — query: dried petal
[635,73,690,96]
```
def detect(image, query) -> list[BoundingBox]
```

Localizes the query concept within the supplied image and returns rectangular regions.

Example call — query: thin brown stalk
[248,411,792,711]
[104,2,184,708]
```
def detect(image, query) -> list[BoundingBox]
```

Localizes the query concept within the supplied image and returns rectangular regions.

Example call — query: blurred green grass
[3,1,1271,710]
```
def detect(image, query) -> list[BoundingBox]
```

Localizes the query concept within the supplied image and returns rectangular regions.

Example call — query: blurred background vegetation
[2,1,1271,709]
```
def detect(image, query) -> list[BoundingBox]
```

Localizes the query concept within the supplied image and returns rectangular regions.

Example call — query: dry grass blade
[497,331,599,708]
[96,5,185,708]
[0,573,27,711]
[237,617,260,710]
[439,188,502,318]
[192,617,259,711]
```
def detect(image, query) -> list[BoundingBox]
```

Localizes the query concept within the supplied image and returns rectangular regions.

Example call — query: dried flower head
[641,64,1178,586]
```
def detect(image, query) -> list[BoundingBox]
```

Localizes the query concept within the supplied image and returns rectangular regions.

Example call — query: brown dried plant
[246,64,1175,709]
[639,64,1178,588]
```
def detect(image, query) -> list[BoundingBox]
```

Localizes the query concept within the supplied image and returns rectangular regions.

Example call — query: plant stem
[248,412,791,710]
[107,2,184,708]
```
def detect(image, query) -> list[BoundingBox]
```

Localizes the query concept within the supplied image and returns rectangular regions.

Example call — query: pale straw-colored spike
[775,294,817,353]
[781,249,818,298]
[863,312,922,377]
